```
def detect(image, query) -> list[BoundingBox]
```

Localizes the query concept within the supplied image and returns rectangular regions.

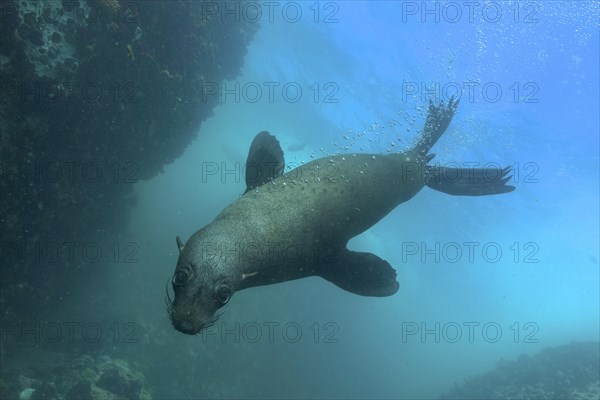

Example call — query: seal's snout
[173,318,197,335]
[168,236,230,335]
[170,309,203,335]
[178,320,193,332]
[168,284,222,335]
[171,310,220,335]
[166,277,205,335]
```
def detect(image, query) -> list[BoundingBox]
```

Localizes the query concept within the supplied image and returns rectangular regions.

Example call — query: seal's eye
[172,270,189,286]
[215,284,231,305]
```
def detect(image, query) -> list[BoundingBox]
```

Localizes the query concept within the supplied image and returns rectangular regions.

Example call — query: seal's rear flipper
[414,97,460,157]
[244,131,285,193]
[318,250,399,297]
[425,166,515,196]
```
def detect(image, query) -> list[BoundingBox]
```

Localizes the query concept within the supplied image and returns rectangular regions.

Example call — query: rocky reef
[0,0,258,321]
[1,352,152,400]
[440,341,600,399]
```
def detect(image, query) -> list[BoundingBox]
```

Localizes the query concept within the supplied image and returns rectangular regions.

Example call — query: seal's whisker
[165,277,174,317]
[198,311,223,334]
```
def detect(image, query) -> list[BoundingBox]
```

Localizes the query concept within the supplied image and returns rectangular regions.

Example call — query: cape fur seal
[167,98,514,334]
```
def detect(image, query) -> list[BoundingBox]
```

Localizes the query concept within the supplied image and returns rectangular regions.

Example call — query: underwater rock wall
[1,352,152,400]
[0,0,258,320]
[440,341,600,400]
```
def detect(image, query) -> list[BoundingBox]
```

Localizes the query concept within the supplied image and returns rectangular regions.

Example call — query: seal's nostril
[178,320,194,333]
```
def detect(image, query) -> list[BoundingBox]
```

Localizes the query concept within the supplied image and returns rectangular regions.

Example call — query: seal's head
[166,236,233,335]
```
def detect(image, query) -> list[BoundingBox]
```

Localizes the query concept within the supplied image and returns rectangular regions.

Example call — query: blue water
[127,2,599,398]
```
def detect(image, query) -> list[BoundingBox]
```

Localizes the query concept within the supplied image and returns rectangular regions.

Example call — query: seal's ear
[242,271,258,280]
[176,236,185,253]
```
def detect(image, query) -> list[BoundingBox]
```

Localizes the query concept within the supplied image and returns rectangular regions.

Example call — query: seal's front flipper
[425,165,515,196]
[244,131,285,193]
[318,250,399,297]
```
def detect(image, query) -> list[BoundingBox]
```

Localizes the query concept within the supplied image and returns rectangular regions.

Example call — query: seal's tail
[425,165,515,196]
[414,97,460,157]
